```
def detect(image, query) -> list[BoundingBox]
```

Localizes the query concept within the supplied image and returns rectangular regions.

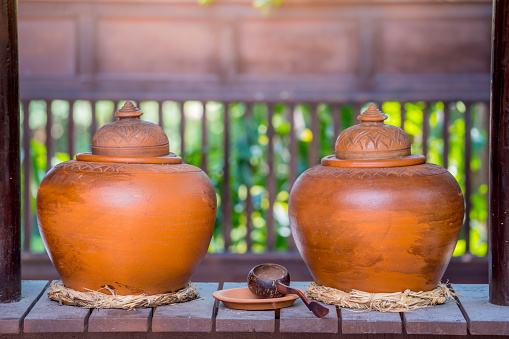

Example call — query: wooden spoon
[276,282,330,318]
[247,263,329,318]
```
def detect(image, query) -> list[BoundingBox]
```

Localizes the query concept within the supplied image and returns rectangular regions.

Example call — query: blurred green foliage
[21,100,488,257]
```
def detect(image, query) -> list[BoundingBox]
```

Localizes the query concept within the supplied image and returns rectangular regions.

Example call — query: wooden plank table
[0,281,508,338]
[279,282,338,333]
[215,282,275,332]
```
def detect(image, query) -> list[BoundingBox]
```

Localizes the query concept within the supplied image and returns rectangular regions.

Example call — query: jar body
[36,160,217,295]
[289,163,464,293]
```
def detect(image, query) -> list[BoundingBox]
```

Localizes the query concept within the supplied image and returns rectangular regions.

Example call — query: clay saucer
[213,287,299,310]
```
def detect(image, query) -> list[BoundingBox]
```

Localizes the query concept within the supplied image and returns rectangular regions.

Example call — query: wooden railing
[20,99,489,259]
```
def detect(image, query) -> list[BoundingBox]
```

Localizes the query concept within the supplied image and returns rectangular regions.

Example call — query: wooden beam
[489,0,509,306]
[0,0,21,302]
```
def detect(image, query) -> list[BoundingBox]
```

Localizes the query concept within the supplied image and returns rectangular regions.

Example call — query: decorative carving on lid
[334,105,411,160]
[91,101,170,157]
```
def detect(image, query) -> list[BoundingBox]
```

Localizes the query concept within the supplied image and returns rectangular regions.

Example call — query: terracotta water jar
[289,105,464,293]
[37,101,217,295]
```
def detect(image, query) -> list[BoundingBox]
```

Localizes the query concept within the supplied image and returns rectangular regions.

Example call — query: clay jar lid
[321,105,425,168]
[76,101,182,164]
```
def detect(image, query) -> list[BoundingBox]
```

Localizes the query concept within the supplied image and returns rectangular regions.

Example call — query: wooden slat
[453,284,509,335]
[244,103,253,252]
[422,102,429,158]
[463,103,472,254]
[45,99,53,172]
[88,308,151,332]
[353,103,361,124]
[21,100,31,253]
[286,104,296,251]
[443,102,450,168]
[68,100,75,158]
[308,103,319,167]
[245,191,253,252]
[267,103,275,251]
[331,104,341,147]
[0,280,48,334]
[341,308,402,334]
[152,282,218,332]
[403,300,467,335]
[401,102,406,129]
[279,282,338,333]
[90,100,97,137]
[288,103,297,190]
[215,282,275,332]
[113,101,120,121]
[201,101,208,173]
[179,101,185,155]
[222,103,231,251]
[482,101,490,201]
[158,100,164,128]
[24,286,90,333]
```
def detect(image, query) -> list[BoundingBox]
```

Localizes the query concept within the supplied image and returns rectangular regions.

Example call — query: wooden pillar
[0,0,21,302]
[490,0,509,306]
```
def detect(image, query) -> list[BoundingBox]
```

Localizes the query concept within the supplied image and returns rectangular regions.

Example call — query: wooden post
[0,0,21,302]
[490,0,509,306]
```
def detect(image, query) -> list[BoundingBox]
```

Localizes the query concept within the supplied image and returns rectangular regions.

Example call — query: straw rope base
[306,282,456,312]
[48,281,199,310]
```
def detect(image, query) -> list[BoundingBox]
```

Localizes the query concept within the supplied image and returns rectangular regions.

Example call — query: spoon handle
[277,282,329,318]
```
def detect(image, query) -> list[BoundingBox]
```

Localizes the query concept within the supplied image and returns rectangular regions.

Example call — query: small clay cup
[248,263,290,299]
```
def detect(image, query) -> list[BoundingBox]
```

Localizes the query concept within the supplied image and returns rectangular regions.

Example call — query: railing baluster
[222,103,231,251]
[158,101,164,128]
[244,103,253,252]
[201,101,208,173]
[90,100,97,137]
[401,102,406,130]
[423,102,430,159]
[287,103,296,251]
[22,100,31,253]
[353,102,361,124]
[68,100,75,159]
[289,104,297,189]
[179,102,185,155]
[464,102,472,255]
[308,103,319,167]
[484,100,490,197]
[113,101,119,122]
[267,104,276,251]
[443,102,450,169]
[45,100,53,172]
[332,104,341,146]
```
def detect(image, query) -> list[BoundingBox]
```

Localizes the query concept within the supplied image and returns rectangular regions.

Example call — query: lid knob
[357,104,388,123]
[115,101,143,119]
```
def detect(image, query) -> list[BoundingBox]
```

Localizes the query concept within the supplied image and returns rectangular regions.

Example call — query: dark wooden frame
[489,0,509,305]
[1,0,506,304]
[0,0,21,303]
